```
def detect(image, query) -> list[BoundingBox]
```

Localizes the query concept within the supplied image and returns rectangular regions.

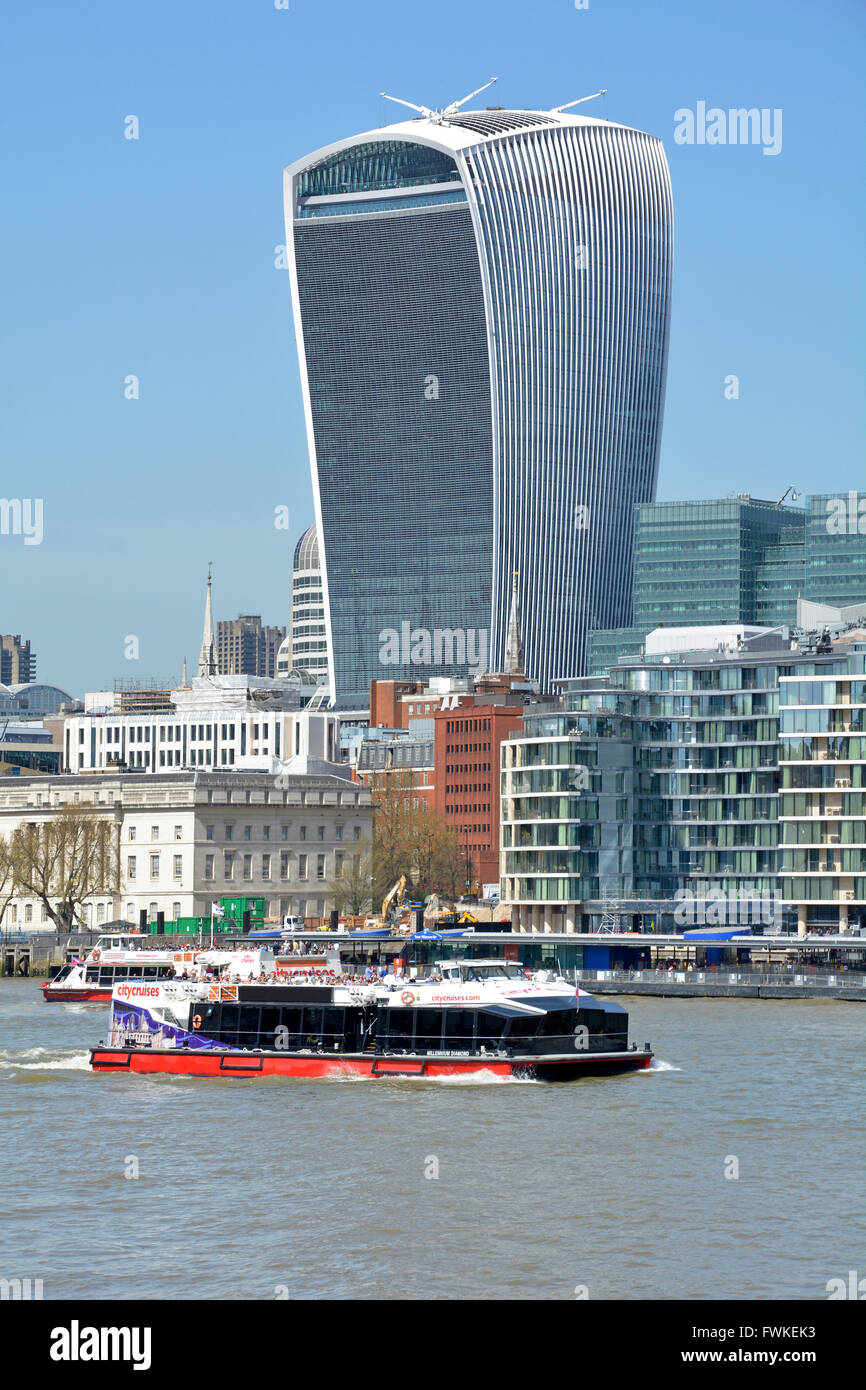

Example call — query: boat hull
[89,1045,653,1080]
[43,986,112,1003]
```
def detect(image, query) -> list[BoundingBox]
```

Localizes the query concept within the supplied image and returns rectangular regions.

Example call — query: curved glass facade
[286,117,672,705]
[291,196,493,706]
[468,123,673,685]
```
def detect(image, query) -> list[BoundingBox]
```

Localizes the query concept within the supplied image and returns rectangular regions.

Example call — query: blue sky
[1,0,863,695]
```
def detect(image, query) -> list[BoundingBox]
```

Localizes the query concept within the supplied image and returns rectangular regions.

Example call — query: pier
[572,967,866,1002]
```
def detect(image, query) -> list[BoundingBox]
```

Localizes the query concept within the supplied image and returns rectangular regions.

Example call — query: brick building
[367,673,543,890]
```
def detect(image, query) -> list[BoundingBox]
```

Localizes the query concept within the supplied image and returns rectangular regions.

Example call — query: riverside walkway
[572,967,866,1002]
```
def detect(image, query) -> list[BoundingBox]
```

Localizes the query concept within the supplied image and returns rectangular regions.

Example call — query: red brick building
[433,701,524,888]
[367,677,535,889]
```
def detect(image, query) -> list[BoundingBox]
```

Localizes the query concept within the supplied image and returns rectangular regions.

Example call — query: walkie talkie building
[284,106,673,706]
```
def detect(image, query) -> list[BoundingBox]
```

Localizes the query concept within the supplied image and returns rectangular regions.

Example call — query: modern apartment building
[285,104,673,703]
[501,627,866,934]
[778,662,866,932]
[0,770,373,927]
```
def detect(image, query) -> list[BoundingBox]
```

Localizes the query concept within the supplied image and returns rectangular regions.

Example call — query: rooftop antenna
[550,89,607,113]
[380,76,498,126]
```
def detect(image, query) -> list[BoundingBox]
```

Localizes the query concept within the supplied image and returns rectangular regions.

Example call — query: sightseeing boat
[89,957,652,1080]
[42,932,191,1003]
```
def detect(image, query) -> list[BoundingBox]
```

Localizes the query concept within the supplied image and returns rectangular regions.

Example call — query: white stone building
[62,674,340,775]
[0,768,372,929]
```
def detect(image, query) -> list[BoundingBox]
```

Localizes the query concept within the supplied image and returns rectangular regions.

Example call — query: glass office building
[631,497,805,630]
[587,493,866,675]
[805,492,866,608]
[285,110,673,705]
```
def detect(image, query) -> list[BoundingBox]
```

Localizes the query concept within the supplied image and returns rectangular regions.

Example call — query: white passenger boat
[42,932,190,1003]
[90,957,653,1080]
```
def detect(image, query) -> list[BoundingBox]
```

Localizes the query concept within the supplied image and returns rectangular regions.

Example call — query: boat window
[462,963,524,981]
[322,1007,344,1049]
[239,1006,261,1047]
[504,1016,539,1040]
[259,1005,282,1044]
[538,1007,577,1037]
[277,1006,303,1047]
[386,1008,413,1050]
[577,1008,604,1035]
[300,1007,323,1048]
[413,1009,443,1046]
[196,1001,220,1033]
[85,967,99,982]
[476,1011,507,1046]
[444,1010,473,1047]
[220,1004,241,1047]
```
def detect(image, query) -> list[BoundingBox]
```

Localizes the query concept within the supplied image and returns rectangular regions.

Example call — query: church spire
[181,655,189,688]
[197,562,216,678]
[504,570,524,677]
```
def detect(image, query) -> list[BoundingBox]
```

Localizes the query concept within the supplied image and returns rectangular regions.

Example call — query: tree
[329,844,373,917]
[370,770,461,903]
[370,769,417,905]
[410,805,460,899]
[0,838,15,929]
[9,805,119,931]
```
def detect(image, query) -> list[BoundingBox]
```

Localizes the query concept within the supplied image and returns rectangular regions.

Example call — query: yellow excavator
[381,875,407,926]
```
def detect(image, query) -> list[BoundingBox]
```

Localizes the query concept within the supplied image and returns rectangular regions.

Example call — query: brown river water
[0,979,863,1300]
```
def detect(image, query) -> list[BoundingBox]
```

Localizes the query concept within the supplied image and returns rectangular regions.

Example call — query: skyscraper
[284,99,673,706]
[278,525,328,685]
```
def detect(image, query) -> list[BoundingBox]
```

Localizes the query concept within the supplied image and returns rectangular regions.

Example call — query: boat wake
[0,1047,92,1073]
[324,1066,539,1086]
[640,1058,681,1073]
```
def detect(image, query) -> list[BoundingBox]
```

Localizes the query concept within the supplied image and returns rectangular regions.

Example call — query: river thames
[1,980,862,1301]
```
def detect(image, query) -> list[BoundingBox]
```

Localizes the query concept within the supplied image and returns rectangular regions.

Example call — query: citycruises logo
[49,1321,152,1372]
